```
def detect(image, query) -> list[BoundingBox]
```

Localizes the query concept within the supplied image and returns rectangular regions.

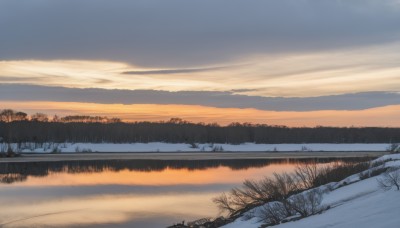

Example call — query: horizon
[2,107,400,128]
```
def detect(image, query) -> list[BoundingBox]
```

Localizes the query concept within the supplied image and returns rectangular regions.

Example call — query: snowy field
[222,154,400,228]
[1,142,395,153]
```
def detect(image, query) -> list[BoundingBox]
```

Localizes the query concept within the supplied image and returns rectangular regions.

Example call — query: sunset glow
[1,101,399,127]
[1,0,400,125]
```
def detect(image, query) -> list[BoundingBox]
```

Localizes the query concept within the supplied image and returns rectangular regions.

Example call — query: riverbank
[221,153,400,228]
[0,151,387,163]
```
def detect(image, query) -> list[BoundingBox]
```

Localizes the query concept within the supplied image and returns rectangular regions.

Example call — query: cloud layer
[1,0,400,67]
[1,84,399,111]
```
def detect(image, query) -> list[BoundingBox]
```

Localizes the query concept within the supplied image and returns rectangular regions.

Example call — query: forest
[1,109,400,144]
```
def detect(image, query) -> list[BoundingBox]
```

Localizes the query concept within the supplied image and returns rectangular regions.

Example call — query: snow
[222,154,400,228]
[3,142,393,153]
[373,154,400,163]
[274,183,400,228]
[382,160,400,170]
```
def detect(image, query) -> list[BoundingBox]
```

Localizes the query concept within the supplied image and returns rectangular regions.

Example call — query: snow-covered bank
[222,154,400,228]
[1,142,395,153]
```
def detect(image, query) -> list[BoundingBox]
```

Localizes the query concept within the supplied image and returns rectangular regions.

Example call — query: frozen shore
[1,142,395,153]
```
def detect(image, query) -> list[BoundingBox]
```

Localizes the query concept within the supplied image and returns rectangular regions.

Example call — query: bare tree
[377,168,400,191]
[15,112,28,121]
[52,114,60,122]
[0,109,15,122]
[31,113,49,122]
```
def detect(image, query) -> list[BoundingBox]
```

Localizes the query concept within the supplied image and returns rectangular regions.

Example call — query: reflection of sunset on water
[11,164,296,187]
[0,158,372,227]
[0,192,219,228]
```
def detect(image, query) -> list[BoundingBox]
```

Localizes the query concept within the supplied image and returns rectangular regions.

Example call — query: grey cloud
[123,66,229,75]
[0,84,399,111]
[95,79,113,84]
[1,0,400,67]
[230,89,260,93]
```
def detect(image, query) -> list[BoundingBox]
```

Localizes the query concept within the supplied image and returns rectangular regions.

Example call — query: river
[0,156,374,228]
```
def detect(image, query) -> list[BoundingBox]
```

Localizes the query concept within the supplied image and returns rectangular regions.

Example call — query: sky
[1,0,400,126]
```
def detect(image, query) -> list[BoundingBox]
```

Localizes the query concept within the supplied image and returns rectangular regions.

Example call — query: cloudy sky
[1,0,400,126]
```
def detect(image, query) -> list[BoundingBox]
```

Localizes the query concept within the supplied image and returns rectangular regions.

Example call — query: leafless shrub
[359,166,388,180]
[213,173,298,217]
[377,168,400,191]
[259,189,324,225]
[6,143,21,157]
[189,142,199,149]
[228,187,256,211]
[268,173,298,199]
[212,145,224,152]
[213,192,236,215]
[288,189,324,218]
[300,146,311,152]
[215,160,372,223]
[0,143,6,153]
[371,159,387,168]
[51,146,62,154]
[240,179,273,202]
[267,173,299,216]
[187,217,211,227]
[81,148,93,153]
[313,162,369,187]
[242,210,255,221]
[259,201,290,225]
[387,143,400,153]
[294,162,319,189]
[214,182,259,215]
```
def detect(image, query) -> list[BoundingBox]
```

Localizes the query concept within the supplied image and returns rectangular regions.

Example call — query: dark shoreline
[0,151,387,163]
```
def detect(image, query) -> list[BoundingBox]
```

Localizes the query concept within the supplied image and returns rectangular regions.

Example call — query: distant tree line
[1,109,400,144]
[0,109,121,123]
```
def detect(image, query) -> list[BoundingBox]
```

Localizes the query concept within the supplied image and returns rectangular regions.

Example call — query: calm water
[0,158,370,228]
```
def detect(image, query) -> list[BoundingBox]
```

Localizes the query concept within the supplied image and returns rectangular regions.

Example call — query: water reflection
[0,157,373,228]
[0,158,371,185]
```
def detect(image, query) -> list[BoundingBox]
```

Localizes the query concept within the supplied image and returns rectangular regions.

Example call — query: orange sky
[1,101,400,127]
